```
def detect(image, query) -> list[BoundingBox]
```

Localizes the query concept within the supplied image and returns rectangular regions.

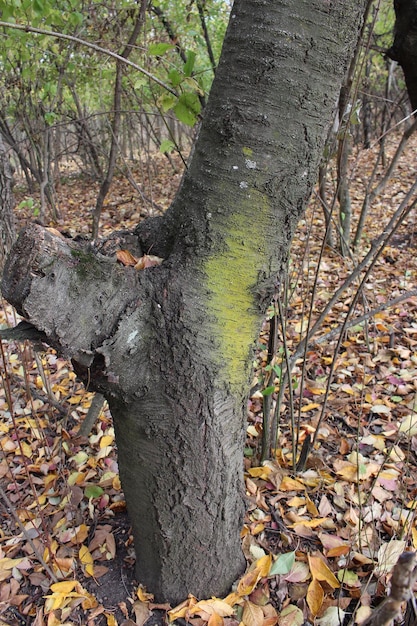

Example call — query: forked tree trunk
[2,0,367,603]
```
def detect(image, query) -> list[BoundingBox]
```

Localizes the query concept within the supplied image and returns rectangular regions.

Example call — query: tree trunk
[0,134,15,271]
[387,0,417,112]
[2,0,368,604]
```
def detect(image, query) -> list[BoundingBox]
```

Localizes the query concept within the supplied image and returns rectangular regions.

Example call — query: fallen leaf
[134,254,164,270]
[308,555,340,589]
[316,606,346,626]
[307,579,324,617]
[279,476,305,491]
[237,569,262,596]
[132,600,151,626]
[242,599,264,626]
[375,540,406,576]
[116,249,138,266]
[277,604,303,626]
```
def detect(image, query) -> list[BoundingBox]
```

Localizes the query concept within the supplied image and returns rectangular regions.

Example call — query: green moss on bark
[204,190,269,389]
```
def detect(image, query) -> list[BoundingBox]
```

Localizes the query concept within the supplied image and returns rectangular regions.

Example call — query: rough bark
[0,134,15,271]
[2,0,368,603]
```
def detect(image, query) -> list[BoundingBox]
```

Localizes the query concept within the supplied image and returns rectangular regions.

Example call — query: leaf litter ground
[1,136,417,626]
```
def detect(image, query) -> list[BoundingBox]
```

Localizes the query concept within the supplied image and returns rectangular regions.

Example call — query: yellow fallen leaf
[0,557,25,571]
[237,568,261,596]
[279,476,305,491]
[306,579,324,617]
[308,554,340,588]
[287,496,305,507]
[300,403,320,412]
[73,524,89,544]
[137,585,154,602]
[82,591,98,609]
[190,598,235,618]
[20,441,32,457]
[223,592,242,607]
[289,518,329,529]
[306,494,319,517]
[168,602,189,621]
[255,554,272,578]
[247,466,272,480]
[251,523,265,535]
[100,434,114,448]
[335,464,358,482]
[79,545,94,577]
[49,580,78,594]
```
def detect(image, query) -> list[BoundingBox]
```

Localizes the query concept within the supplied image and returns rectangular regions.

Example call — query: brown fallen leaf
[116,249,139,266]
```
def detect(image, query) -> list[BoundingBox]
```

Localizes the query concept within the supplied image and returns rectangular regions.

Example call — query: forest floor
[1,131,417,626]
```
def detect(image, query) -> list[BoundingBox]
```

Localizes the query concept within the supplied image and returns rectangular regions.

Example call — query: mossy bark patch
[204,190,269,389]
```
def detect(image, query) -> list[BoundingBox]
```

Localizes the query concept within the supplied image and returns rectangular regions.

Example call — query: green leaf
[159,93,177,112]
[133,76,147,89]
[69,11,83,26]
[71,450,88,465]
[84,485,104,499]
[159,139,175,153]
[261,385,275,396]
[173,91,201,126]
[273,364,282,377]
[183,50,196,77]
[391,395,402,403]
[148,42,175,56]
[44,111,56,125]
[337,569,359,587]
[33,0,45,15]
[269,551,296,576]
[168,69,182,87]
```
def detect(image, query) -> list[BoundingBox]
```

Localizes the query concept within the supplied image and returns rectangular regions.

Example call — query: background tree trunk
[0,134,15,271]
[387,0,417,112]
[2,0,368,603]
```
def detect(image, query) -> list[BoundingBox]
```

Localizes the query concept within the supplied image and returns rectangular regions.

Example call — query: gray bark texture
[2,0,367,603]
[0,134,15,271]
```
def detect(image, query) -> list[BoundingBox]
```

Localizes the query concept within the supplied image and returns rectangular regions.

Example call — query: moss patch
[204,190,269,389]
[71,248,106,281]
